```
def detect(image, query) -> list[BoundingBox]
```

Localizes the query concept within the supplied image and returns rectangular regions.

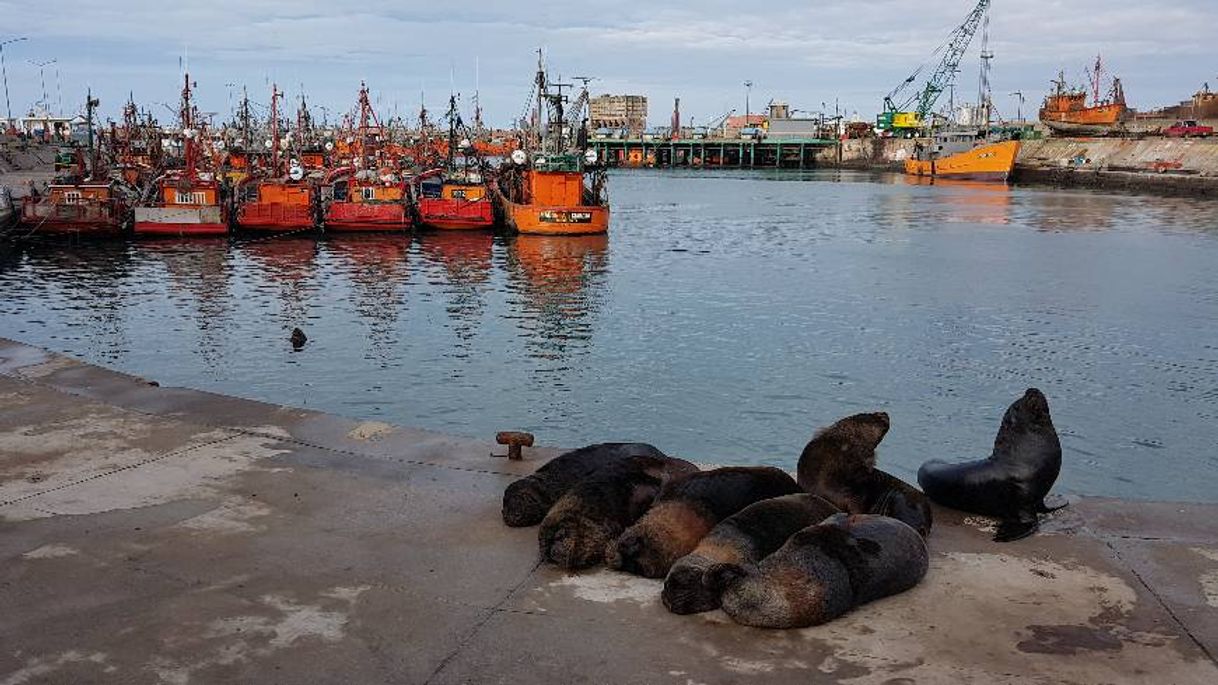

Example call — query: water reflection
[235,238,320,329]
[322,235,411,353]
[139,240,233,371]
[505,234,609,363]
[415,231,495,351]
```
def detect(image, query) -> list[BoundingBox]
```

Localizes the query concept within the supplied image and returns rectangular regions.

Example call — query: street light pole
[0,36,28,127]
[744,80,753,125]
[1009,91,1025,123]
[29,58,55,112]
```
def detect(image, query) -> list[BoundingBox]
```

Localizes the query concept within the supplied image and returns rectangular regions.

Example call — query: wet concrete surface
[1,336,1216,684]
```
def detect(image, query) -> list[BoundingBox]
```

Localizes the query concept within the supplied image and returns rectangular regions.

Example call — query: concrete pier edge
[2,336,1217,684]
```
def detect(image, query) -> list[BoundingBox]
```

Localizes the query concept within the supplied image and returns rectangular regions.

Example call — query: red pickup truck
[1163,120,1214,138]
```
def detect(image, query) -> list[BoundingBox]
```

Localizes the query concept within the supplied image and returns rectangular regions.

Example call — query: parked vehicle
[1163,120,1213,138]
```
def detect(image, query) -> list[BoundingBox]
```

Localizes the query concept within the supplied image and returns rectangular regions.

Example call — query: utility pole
[29,58,54,112]
[0,36,27,128]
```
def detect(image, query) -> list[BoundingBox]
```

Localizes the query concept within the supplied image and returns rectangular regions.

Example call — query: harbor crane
[878,0,991,132]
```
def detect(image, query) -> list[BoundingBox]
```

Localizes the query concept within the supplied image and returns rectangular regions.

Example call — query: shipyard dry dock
[2,338,1217,684]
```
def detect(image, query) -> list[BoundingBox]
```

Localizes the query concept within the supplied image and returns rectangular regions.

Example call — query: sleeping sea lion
[502,442,668,527]
[609,466,802,579]
[918,388,1064,542]
[709,513,929,629]
[661,493,840,615]
[538,454,698,570]
[796,412,933,537]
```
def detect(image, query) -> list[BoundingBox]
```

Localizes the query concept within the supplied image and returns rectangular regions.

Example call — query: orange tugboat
[905,133,1020,182]
[20,91,132,237]
[415,95,494,230]
[492,54,609,236]
[236,84,317,232]
[323,83,410,232]
[134,74,228,236]
[1039,56,1130,135]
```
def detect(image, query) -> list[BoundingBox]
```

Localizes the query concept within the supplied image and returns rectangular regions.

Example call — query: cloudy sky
[1,0,1214,127]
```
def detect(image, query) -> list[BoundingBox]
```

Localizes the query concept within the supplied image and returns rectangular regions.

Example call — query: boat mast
[446,93,458,171]
[270,83,281,176]
[181,73,197,180]
[535,48,545,152]
[85,88,100,179]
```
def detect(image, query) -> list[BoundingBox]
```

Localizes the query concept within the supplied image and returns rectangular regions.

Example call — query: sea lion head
[539,511,616,570]
[1006,388,1053,430]
[502,478,552,528]
[661,556,722,614]
[805,411,890,472]
[709,562,830,629]
[609,502,714,579]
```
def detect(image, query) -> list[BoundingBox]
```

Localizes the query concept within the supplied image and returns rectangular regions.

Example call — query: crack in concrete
[421,559,545,685]
[0,433,243,509]
[1103,538,1218,667]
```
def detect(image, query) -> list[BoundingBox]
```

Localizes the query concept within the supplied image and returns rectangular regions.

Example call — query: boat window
[63,191,82,204]
[175,191,206,205]
[361,187,376,201]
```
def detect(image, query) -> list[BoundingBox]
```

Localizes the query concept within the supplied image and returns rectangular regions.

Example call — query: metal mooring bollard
[495,431,535,460]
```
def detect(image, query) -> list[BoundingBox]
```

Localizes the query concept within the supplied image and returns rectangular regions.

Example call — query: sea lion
[502,442,669,527]
[917,388,1064,542]
[796,412,933,537]
[538,454,698,570]
[709,513,929,629]
[661,493,840,615]
[610,466,803,579]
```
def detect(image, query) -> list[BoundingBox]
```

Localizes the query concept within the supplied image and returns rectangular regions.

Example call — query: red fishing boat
[19,91,131,237]
[236,84,317,232]
[322,82,410,232]
[134,74,228,236]
[414,95,494,230]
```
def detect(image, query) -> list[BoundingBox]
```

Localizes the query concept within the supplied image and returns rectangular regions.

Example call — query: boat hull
[133,206,228,236]
[19,201,126,237]
[324,202,410,232]
[904,140,1020,183]
[417,197,494,230]
[237,202,315,232]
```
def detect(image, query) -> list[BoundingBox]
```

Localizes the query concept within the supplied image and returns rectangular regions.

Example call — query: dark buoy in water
[290,327,308,350]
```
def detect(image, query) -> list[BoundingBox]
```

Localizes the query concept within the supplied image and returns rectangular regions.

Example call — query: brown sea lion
[661,493,840,615]
[609,466,802,578]
[918,388,1065,542]
[538,454,698,570]
[796,412,933,537]
[502,442,669,527]
[710,513,929,629]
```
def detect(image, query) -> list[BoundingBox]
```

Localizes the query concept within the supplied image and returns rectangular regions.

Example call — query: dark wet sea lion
[796,412,933,537]
[710,513,929,629]
[502,442,669,527]
[661,493,840,615]
[538,454,698,570]
[918,388,1064,542]
[610,466,803,578]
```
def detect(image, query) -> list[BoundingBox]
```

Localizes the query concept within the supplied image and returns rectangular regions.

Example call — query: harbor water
[2,169,1216,502]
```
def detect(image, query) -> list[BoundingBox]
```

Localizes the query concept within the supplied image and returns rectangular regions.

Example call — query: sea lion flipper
[993,517,1038,543]
[1037,495,1069,514]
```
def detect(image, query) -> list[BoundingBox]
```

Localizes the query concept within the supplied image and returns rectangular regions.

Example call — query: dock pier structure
[590,137,839,169]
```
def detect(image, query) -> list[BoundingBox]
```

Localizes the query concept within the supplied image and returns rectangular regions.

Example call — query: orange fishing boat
[134,74,228,236]
[322,83,410,232]
[19,92,131,237]
[905,132,1020,182]
[492,55,609,236]
[236,84,317,232]
[414,95,495,230]
[1039,56,1129,135]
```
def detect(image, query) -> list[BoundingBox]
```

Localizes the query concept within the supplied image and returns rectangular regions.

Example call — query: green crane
[878,0,991,132]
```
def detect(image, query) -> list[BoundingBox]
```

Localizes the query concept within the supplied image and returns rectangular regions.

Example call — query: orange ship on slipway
[1039,56,1130,135]
[905,131,1020,183]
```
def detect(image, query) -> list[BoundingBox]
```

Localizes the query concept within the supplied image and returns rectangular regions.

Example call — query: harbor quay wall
[1014,137,1218,197]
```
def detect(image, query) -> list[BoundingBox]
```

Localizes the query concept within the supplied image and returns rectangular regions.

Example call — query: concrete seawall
[3,337,1218,683]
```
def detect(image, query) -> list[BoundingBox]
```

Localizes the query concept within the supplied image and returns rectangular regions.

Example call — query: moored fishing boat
[19,92,132,237]
[415,95,494,230]
[322,83,410,232]
[134,74,228,236]
[236,84,317,232]
[492,54,609,236]
[905,132,1020,182]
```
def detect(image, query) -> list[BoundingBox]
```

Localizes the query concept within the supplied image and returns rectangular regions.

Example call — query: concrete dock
[2,337,1217,684]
